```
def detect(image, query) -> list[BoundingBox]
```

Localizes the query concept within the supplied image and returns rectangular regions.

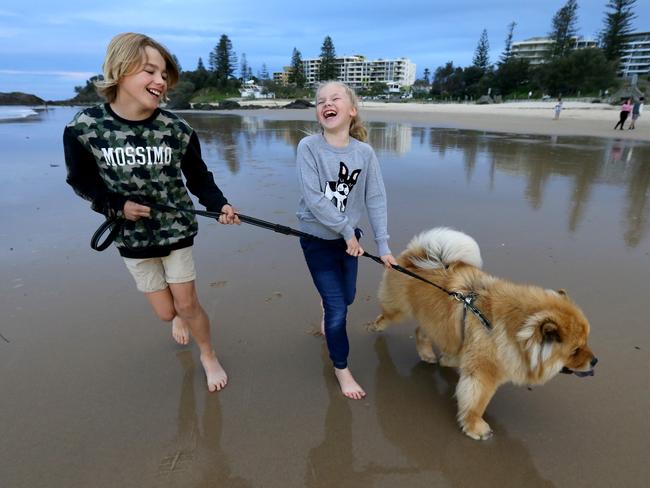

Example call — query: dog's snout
[590,357,598,367]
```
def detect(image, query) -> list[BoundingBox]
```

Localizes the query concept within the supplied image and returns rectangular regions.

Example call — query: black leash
[90,202,492,330]
[363,253,492,330]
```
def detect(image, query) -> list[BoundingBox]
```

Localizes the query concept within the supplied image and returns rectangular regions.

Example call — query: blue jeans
[300,230,361,369]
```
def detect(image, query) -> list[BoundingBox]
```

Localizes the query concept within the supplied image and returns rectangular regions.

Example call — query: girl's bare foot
[334,367,366,400]
[171,316,191,345]
[200,351,228,392]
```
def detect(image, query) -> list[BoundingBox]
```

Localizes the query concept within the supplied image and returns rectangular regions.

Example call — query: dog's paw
[461,419,493,441]
[417,349,438,364]
[366,315,386,333]
[440,354,459,368]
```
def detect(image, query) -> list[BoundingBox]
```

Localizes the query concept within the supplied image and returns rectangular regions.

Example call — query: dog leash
[90,202,319,251]
[90,202,492,330]
[363,253,492,330]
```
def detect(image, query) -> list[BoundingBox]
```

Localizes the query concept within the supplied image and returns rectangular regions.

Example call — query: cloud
[0,69,96,80]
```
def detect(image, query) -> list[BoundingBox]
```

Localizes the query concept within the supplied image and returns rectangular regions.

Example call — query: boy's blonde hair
[95,33,179,103]
[315,81,368,142]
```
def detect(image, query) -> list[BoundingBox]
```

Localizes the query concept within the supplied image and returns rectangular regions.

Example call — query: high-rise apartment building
[511,37,598,65]
[619,32,650,78]
[274,55,416,90]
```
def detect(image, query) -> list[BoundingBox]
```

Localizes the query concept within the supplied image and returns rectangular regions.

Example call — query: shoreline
[181,100,649,142]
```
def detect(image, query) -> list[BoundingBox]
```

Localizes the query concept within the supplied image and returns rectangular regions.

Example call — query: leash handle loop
[90,217,124,252]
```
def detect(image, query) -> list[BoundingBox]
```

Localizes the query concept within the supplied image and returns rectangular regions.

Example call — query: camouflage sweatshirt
[64,103,228,258]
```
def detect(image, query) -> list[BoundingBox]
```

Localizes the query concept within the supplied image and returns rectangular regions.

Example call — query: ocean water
[0,105,40,121]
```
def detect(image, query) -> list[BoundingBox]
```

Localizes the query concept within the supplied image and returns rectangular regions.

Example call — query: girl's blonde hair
[95,33,179,103]
[315,81,368,142]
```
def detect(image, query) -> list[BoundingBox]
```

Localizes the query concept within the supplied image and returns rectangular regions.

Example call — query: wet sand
[1,108,649,487]
[228,99,650,142]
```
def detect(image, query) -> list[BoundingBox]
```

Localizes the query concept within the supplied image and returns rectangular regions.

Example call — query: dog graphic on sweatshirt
[325,161,361,212]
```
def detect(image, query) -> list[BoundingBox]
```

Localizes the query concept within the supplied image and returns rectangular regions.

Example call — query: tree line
[419,0,639,101]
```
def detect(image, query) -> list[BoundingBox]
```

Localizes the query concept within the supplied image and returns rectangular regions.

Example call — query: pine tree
[192,57,208,90]
[258,64,270,81]
[499,22,517,64]
[423,68,431,85]
[209,34,237,80]
[318,36,338,81]
[472,29,490,72]
[600,0,637,61]
[549,0,579,58]
[288,48,306,88]
[240,53,249,81]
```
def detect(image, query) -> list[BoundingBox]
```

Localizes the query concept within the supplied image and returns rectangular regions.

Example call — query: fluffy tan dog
[369,227,597,440]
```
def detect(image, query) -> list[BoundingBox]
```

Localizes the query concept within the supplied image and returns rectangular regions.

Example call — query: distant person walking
[553,97,563,120]
[628,97,644,130]
[614,98,633,130]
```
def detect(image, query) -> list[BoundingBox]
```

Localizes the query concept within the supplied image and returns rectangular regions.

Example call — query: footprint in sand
[264,291,283,302]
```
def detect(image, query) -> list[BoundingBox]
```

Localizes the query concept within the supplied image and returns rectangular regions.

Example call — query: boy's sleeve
[296,141,355,241]
[181,132,229,213]
[364,149,391,256]
[63,126,126,217]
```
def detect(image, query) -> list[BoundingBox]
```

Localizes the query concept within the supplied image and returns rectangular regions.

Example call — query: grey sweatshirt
[296,133,391,256]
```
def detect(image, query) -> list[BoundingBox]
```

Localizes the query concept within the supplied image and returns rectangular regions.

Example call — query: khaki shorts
[123,246,196,293]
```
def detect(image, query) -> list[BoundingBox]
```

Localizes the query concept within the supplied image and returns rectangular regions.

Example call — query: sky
[1,0,649,100]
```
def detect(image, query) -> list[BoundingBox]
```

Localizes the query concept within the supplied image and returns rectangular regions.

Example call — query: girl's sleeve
[63,126,126,217]
[296,141,355,240]
[181,132,229,212]
[364,149,391,256]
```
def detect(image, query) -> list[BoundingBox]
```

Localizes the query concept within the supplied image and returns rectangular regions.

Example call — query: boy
[64,33,238,392]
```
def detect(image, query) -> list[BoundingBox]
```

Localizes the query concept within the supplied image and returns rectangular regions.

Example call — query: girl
[64,33,239,392]
[296,81,397,399]
[614,98,633,130]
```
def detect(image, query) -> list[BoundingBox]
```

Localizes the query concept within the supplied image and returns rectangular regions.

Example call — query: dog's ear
[349,169,361,184]
[338,161,348,178]
[556,289,569,298]
[541,321,562,343]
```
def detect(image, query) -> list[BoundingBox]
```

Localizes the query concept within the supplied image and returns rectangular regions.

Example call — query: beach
[225,99,650,141]
[1,106,649,488]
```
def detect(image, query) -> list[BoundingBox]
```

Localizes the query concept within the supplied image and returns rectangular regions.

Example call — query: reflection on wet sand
[426,129,650,246]
[180,115,650,247]
[367,123,412,154]
[305,347,417,487]
[184,113,649,249]
[372,337,554,488]
[157,351,250,487]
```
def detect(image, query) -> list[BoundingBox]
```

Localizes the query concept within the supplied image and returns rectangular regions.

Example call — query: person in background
[553,97,563,120]
[614,98,633,130]
[628,97,644,130]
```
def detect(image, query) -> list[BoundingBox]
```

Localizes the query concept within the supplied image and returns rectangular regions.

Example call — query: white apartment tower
[511,37,598,65]
[619,32,650,78]
[276,55,415,90]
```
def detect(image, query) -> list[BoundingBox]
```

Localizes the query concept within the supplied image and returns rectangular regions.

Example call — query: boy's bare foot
[171,316,191,345]
[200,351,228,392]
[334,367,366,400]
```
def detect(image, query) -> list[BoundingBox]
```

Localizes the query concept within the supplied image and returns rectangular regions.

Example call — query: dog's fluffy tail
[405,227,483,270]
